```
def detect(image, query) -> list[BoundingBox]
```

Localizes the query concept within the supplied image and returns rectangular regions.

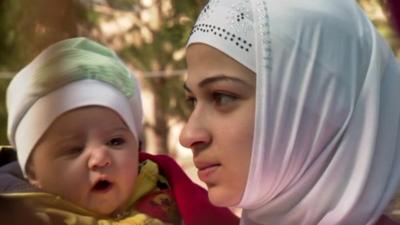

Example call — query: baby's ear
[25,163,42,189]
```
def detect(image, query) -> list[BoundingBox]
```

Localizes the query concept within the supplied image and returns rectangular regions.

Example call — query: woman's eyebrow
[183,74,253,92]
[198,75,252,87]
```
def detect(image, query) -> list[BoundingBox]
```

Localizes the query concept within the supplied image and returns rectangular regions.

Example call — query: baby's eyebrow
[55,133,82,142]
[102,126,131,135]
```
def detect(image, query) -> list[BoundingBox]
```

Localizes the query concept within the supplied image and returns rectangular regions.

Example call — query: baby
[0,37,239,225]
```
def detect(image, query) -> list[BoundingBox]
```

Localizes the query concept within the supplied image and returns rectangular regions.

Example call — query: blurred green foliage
[0,0,87,70]
[0,80,9,144]
[0,0,84,145]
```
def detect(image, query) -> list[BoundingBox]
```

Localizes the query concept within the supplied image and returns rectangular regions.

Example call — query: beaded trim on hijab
[187,0,256,72]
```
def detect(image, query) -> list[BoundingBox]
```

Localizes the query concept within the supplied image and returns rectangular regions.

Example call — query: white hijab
[188,0,400,224]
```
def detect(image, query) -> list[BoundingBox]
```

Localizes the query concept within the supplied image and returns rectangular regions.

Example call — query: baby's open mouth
[92,180,113,192]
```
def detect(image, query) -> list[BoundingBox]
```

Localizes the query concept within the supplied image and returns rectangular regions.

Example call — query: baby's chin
[84,196,131,217]
[86,204,120,216]
[73,195,124,216]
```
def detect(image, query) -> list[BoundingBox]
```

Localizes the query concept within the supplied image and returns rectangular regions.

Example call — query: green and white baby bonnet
[6,37,143,175]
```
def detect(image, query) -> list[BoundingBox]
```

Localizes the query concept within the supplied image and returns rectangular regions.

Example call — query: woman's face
[180,43,256,206]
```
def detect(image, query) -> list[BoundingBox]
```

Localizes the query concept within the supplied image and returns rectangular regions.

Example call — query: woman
[180,0,400,224]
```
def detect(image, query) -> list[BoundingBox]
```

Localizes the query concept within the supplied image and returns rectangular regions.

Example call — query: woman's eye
[107,137,125,147]
[213,92,238,106]
[185,95,197,109]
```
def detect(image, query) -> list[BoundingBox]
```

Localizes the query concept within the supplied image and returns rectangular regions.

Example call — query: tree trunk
[151,77,169,154]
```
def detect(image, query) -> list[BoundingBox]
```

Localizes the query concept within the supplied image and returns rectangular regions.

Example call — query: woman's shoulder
[376,215,400,225]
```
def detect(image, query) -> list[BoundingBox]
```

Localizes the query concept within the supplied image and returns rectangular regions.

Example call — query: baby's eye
[61,146,84,158]
[213,92,238,106]
[107,137,125,147]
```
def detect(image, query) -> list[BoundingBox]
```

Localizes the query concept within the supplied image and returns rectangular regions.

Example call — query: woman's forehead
[186,44,255,79]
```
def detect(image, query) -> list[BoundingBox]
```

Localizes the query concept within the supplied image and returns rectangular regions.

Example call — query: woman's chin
[207,188,240,207]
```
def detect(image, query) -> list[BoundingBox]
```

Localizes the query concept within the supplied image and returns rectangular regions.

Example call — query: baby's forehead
[43,106,132,137]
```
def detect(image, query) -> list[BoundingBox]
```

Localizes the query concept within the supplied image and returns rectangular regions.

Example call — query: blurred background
[0,0,399,218]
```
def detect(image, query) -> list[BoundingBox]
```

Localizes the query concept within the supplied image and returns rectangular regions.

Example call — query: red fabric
[135,189,181,225]
[139,152,240,225]
[376,215,400,225]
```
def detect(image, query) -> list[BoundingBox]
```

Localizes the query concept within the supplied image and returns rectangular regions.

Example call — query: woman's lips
[195,162,221,183]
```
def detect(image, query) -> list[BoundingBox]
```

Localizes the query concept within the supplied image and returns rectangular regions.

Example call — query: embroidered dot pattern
[190,23,252,52]
[197,0,221,23]
[227,2,253,38]
[254,0,272,72]
[236,12,245,22]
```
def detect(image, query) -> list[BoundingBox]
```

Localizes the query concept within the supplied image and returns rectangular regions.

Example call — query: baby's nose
[88,147,112,170]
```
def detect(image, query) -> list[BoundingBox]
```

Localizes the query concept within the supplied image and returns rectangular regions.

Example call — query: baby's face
[27,106,139,216]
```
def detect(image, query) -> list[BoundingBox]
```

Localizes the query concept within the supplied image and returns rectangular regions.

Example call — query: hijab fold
[241,1,400,224]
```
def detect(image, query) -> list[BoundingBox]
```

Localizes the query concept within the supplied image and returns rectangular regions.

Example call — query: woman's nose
[179,111,211,152]
[88,147,111,170]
